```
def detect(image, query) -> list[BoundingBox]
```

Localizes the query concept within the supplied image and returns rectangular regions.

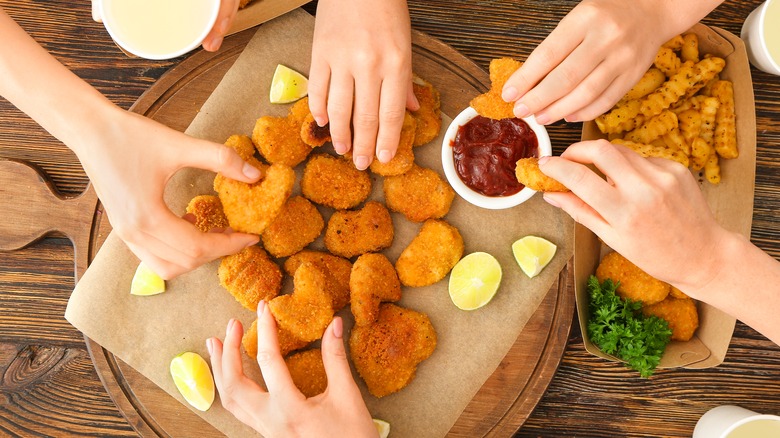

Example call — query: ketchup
[451,116,538,196]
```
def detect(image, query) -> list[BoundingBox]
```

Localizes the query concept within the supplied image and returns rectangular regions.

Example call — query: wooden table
[1,1,778,436]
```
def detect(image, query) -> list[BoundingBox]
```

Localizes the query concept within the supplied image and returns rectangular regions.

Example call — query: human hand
[309,0,418,170]
[538,140,729,297]
[207,301,377,438]
[201,0,241,51]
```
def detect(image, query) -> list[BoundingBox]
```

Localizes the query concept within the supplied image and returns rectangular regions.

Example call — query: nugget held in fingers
[470,58,522,120]
[285,250,352,312]
[219,246,282,311]
[350,253,402,326]
[515,157,569,192]
[383,165,455,223]
[300,113,331,147]
[396,219,464,287]
[186,195,229,232]
[268,262,334,343]
[596,251,670,306]
[411,76,442,146]
[301,154,372,209]
[261,196,324,258]
[369,112,417,176]
[325,201,394,259]
[642,297,699,341]
[285,349,328,397]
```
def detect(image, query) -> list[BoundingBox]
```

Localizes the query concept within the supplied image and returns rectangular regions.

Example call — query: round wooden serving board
[75,29,574,437]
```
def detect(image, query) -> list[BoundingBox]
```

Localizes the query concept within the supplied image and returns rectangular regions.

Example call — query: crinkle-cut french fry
[625,110,678,144]
[671,94,708,114]
[654,47,681,77]
[704,152,721,184]
[663,127,690,156]
[699,74,720,97]
[663,35,685,50]
[621,68,666,102]
[595,100,643,134]
[681,33,700,63]
[640,61,696,118]
[690,137,711,171]
[612,139,690,168]
[710,80,738,159]
[607,132,623,141]
[698,96,720,147]
[651,138,667,148]
[678,109,703,146]
[684,57,726,99]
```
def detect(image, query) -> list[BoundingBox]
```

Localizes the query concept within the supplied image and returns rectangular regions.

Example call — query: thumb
[186,139,262,184]
[320,317,358,394]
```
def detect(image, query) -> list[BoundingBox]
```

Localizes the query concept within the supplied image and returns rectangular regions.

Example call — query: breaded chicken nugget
[242,319,309,359]
[214,163,295,235]
[470,58,522,120]
[350,253,402,326]
[224,134,259,162]
[261,196,324,258]
[285,349,328,397]
[383,165,455,222]
[300,113,331,147]
[268,262,334,343]
[324,201,394,258]
[669,286,690,299]
[396,219,464,287]
[350,303,437,398]
[185,195,229,232]
[411,76,442,146]
[642,297,699,341]
[252,98,313,167]
[284,250,352,311]
[219,246,282,311]
[595,251,670,305]
[515,157,570,192]
[369,112,417,176]
[301,154,372,209]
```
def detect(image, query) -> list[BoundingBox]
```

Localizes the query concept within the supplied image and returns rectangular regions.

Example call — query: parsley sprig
[586,275,672,378]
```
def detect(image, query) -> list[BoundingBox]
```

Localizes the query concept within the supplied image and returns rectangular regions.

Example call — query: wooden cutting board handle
[0,158,99,279]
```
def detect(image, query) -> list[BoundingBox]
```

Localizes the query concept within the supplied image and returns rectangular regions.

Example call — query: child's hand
[202,0,241,51]
[207,302,377,438]
[309,0,418,170]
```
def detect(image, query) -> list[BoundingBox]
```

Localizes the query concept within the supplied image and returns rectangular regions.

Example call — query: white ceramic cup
[693,405,780,438]
[741,0,780,75]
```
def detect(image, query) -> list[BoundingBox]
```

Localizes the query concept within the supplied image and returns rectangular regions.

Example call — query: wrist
[674,228,743,300]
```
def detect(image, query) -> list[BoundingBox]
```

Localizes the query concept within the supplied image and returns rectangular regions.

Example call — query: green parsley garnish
[586,275,672,377]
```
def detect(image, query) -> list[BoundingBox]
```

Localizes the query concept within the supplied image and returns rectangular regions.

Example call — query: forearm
[651,0,726,37]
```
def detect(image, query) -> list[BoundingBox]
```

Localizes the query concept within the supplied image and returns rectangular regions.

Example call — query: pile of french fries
[595,33,738,184]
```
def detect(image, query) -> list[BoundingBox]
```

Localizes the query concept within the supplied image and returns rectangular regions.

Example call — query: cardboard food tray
[576,23,756,370]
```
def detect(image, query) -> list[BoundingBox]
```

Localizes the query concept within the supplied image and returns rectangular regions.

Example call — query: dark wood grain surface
[1,1,778,437]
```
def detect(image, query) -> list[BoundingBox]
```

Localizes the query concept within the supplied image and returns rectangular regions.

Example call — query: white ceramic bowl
[441,106,552,210]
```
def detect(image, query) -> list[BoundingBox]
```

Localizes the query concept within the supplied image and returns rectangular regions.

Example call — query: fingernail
[534,113,550,125]
[502,86,519,102]
[377,150,393,163]
[314,116,328,127]
[211,36,223,50]
[206,338,213,355]
[227,318,235,334]
[538,156,550,166]
[354,155,370,170]
[543,194,561,208]
[332,317,343,339]
[334,142,348,155]
[257,300,266,316]
[514,103,530,118]
[564,115,580,123]
[243,162,261,180]
[244,237,258,248]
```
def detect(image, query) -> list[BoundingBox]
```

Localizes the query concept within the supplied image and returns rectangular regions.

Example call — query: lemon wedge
[170,352,215,412]
[511,236,557,278]
[130,262,166,296]
[448,252,502,310]
[373,418,391,438]
[269,64,308,104]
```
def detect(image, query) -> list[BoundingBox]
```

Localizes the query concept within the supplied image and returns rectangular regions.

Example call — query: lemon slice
[269,64,308,104]
[373,419,391,438]
[512,236,557,278]
[170,352,215,412]
[130,262,166,296]
[448,252,502,310]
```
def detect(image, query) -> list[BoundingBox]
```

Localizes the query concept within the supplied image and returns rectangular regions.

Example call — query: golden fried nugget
[268,262,334,343]
[219,246,282,311]
[369,112,417,176]
[469,58,522,120]
[411,76,442,146]
[595,251,669,306]
[214,163,295,235]
[324,201,394,259]
[242,319,309,359]
[301,154,372,209]
[261,196,324,258]
[252,99,313,167]
[350,253,402,326]
[284,250,352,312]
[350,303,437,398]
[383,165,455,222]
[224,134,259,162]
[669,286,690,299]
[396,219,464,287]
[300,113,331,147]
[239,0,253,8]
[514,157,569,192]
[185,195,229,232]
[285,349,328,397]
[642,297,699,341]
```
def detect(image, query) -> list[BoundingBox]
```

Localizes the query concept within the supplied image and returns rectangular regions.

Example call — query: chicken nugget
[185,195,229,232]
[300,113,331,147]
[214,163,295,235]
[252,99,313,167]
[219,246,282,311]
[324,201,394,259]
[411,76,442,146]
[383,165,454,222]
[669,286,690,299]
[301,154,372,209]
[268,262,334,343]
[224,134,259,162]
[469,58,522,120]
[350,253,401,326]
[284,250,352,311]
[396,219,464,287]
[595,251,670,305]
[642,297,699,341]
[242,319,309,359]
[350,303,437,398]
[515,157,569,192]
[261,196,324,258]
[369,112,416,176]
[285,349,328,397]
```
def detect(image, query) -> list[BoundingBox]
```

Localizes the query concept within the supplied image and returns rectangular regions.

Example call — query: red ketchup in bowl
[451,115,538,197]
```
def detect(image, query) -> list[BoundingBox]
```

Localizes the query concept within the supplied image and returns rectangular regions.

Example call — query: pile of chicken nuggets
[185,76,464,398]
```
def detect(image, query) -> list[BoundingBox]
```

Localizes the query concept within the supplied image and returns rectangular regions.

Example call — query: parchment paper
[66,9,574,437]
